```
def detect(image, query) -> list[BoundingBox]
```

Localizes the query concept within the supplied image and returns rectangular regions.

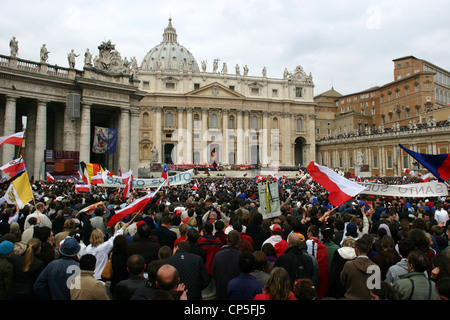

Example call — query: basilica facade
[0,18,316,180]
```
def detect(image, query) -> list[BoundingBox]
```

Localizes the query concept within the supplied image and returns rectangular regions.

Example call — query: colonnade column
[243,111,249,164]
[177,107,184,164]
[119,107,130,172]
[2,95,18,167]
[186,107,193,164]
[63,104,78,151]
[262,111,269,166]
[154,106,162,163]
[222,109,228,165]
[236,110,244,165]
[201,108,208,164]
[129,106,140,174]
[79,104,91,164]
[34,100,48,180]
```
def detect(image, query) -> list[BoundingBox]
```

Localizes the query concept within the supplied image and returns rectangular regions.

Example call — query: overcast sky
[1,0,449,96]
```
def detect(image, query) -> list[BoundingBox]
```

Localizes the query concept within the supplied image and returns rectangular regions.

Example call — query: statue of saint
[9,36,18,57]
[151,146,159,163]
[40,44,49,63]
[68,49,79,68]
[84,48,92,67]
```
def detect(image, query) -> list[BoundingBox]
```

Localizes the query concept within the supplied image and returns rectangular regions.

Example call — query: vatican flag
[3,170,34,209]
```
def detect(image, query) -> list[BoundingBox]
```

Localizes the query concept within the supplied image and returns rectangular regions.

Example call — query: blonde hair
[89,229,104,247]
[342,237,356,248]
[23,238,41,272]
[62,219,76,231]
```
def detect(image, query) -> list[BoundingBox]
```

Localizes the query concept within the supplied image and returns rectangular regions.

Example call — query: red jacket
[197,235,222,275]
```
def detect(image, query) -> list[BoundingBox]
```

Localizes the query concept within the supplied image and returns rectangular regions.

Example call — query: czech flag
[399,144,450,182]
[307,161,366,207]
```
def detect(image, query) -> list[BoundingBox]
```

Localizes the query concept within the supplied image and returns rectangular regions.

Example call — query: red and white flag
[46,172,55,183]
[419,172,431,182]
[0,156,25,178]
[0,131,24,147]
[121,170,133,200]
[75,184,91,193]
[107,180,165,226]
[307,161,366,207]
[192,181,199,190]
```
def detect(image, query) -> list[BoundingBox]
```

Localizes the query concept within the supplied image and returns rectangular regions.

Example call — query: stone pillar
[129,106,140,174]
[119,107,130,171]
[154,106,162,163]
[24,108,36,179]
[243,111,249,164]
[186,107,193,164]
[222,109,228,165]
[79,104,91,164]
[262,111,269,166]
[282,112,292,166]
[201,108,208,164]
[236,110,244,165]
[34,100,48,180]
[63,103,78,151]
[2,95,18,167]
[177,107,184,164]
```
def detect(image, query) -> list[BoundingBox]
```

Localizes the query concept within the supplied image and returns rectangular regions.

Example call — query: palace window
[210,114,218,128]
[165,112,173,127]
[296,87,303,98]
[297,119,303,131]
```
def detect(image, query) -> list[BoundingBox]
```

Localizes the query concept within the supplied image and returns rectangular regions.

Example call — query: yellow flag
[265,180,272,214]
[4,170,34,209]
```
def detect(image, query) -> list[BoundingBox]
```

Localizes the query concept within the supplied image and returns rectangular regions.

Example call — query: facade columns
[262,111,269,166]
[236,110,244,165]
[222,109,228,165]
[63,103,78,151]
[186,107,193,164]
[79,104,91,164]
[2,95,18,167]
[201,108,208,164]
[243,110,249,164]
[129,106,140,174]
[177,107,184,164]
[119,107,130,171]
[34,100,48,180]
[154,106,162,163]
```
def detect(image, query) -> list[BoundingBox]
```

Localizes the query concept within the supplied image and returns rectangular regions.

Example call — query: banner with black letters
[358,181,448,197]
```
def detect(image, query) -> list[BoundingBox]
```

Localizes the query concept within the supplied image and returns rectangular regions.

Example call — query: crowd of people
[0,174,449,301]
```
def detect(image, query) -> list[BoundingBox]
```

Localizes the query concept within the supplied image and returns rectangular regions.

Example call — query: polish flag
[420,173,431,182]
[0,132,24,147]
[307,161,366,207]
[46,172,55,183]
[192,181,199,190]
[0,156,25,178]
[75,184,91,193]
[121,171,133,200]
[107,180,165,226]
[90,173,104,185]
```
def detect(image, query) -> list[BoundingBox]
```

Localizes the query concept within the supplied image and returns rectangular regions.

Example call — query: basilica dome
[141,18,200,73]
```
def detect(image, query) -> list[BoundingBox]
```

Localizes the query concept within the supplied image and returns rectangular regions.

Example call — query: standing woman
[7,238,45,300]
[83,220,131,280]
[108,234,130,295]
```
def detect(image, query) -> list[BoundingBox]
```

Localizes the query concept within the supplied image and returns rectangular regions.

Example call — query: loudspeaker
[66,93,80,118]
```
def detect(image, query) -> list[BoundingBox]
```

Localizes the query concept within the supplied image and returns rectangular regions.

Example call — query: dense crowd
[0,175,449,301]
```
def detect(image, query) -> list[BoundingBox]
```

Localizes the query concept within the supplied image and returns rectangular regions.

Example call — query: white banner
[358,181,448,197]
[258,181,281,219]
[100,169,194,188]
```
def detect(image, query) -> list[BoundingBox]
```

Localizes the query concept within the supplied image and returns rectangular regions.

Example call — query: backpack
[291,251,314,282]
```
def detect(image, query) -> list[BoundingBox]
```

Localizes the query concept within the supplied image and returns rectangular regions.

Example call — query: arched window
[251,116,258,129]
[228,115,235,129]
[194,114,200,129]
[210,114,218,128]
[297,118,303,131]
[273,117,278,129]
[165,112,173,127]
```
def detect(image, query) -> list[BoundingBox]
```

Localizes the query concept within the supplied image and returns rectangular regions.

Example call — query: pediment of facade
[186,82,245,99]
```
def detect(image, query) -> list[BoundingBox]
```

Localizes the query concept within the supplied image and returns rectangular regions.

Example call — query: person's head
[147,259,167,287]
[261,243,276,258]
[59,237,81,257]
[287,232,301,247]
[127,254,146,276]
[264,267,292,300]
[215,220,224,232]
[89,229,104,247]
[160,215,172,227]
[186,227,200,243]
[293,278,316,300]
[253,251,269,273]
[23,238,41,272]
[370,281,400,300]
[33,226,53,244]
[407,250,430,273]
[307,225,319,238]
[137,223,152,239]
[238,251,255,274]
[270,224,282,236]
[35,202,45,213]
[354,238,370,256]
[80,254,97,271]
[156,264,180,291]
[397,238,415,259]
[341,236,356,248]
[203,221,214,235]
[0,240,14,257]
[158,246,173,259]
[227,230,241,247]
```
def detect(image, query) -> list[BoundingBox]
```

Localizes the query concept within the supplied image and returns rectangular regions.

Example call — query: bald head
[288,232,301,247]
[156,264,179,290]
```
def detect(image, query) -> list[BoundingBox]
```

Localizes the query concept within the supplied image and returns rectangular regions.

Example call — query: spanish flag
[3,170,34,209]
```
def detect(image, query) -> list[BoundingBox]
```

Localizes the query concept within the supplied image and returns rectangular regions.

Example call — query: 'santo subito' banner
[100,169,194,188]
[358,181,448,197]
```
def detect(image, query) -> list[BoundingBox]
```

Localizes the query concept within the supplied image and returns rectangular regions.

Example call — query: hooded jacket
[340,255,377,300]
[325,247,356,299]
